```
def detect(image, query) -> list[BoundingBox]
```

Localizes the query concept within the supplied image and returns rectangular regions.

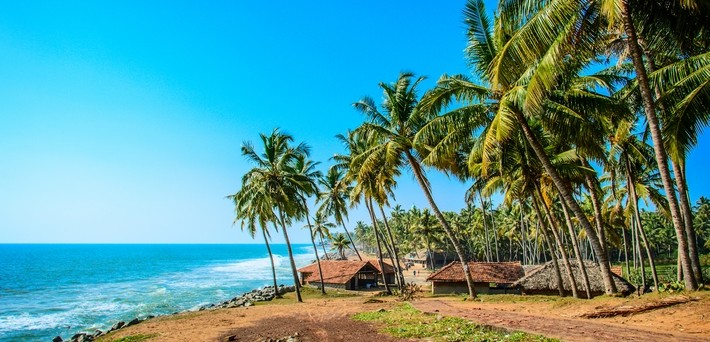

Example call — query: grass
[352,303,558,342]
[98,333,158,342]
[257,286,358,306]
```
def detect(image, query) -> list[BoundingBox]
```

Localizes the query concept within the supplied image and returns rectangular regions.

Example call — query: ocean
[0,244,315,341]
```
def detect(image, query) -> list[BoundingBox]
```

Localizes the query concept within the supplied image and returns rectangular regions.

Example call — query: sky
[1,1,709,244]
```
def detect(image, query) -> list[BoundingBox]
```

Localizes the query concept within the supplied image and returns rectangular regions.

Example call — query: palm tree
[311,211,335,259]
[418,0,619,294]
[318,167,362,260]
[227,184,281,297]
[239,128,311,302]
[331,233,351,260]
[354,72,478,299]
[344,129,396,295]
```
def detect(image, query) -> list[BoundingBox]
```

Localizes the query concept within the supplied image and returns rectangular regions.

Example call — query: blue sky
[1,1,708,244]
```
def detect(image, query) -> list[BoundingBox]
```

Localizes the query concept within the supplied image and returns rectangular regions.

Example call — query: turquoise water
[0,244,314,341]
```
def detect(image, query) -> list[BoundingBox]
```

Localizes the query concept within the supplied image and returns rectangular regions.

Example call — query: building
[426,261,525,295]
[511,259,635,297]
[297,260,395,290]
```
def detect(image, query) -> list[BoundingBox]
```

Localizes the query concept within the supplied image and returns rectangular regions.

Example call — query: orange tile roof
[297,260,393,284]
[426,261,525,284]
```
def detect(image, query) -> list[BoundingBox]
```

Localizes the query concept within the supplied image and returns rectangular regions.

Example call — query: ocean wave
[0,301,132,333]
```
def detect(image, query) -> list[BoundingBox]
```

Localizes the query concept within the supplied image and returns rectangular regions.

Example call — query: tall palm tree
[240,128,311,302]
[354,72,478,299]
[292,154,326,294]
[318,167,362,260]
[228,184,281,297]
[418,0,619,294]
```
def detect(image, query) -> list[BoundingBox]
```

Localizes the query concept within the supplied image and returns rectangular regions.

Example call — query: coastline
[54,285,298,342]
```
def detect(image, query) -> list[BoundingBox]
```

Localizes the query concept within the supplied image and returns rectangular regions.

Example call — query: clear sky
[1,1,708,244]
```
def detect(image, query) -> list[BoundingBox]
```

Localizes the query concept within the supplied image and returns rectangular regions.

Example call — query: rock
[69,333,91,342]
[125,318,142,327]
[110,321,125,331]
[52,336,63,342]
[92,330,103,337]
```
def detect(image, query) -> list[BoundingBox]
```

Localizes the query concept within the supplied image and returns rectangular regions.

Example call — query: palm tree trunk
[622,224,631,280]
[264,224,280,297]
[536,185,579,298]
[560,201,592,299]
[379,205,406,288]
[672,160,703,283]
[619,0,697,290]
[513,110,617,294]
[304,210,326,295]
[646,54,703,285]
[318,231,329,260]
[405,150,477,299]
[278,210,303,303]
[341,222,363,261]
[425,236,435,270]
[583,168,609,261]
[531,194,565,297]
[366,198,391,295]
[375,212,401,289]
[479,195,492,262]
[625,156,659,291]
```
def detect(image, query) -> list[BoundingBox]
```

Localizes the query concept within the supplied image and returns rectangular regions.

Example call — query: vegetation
[230,0,710,299]
[353,303,557,342]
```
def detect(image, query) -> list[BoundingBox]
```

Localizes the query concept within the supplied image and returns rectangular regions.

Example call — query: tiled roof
[426,261,525,284]
[297,260,392,285]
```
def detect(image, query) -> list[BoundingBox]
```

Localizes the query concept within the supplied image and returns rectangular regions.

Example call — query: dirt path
[411,299,709,342]
[101,296,410,342]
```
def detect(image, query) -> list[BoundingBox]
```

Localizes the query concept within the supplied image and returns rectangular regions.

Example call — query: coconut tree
[331,233,351,260]
[311,211,335,259]
[417,0,619,294]
[318,167,362,260]
[343,129,396,295]
[292,154,326,294]
[353,72,479,299]
[239,128,311,302]
[227,182,281,297]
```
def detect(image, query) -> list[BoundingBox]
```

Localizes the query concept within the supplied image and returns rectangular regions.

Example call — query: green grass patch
[99,333,158,342]
[258,286,358,305]
[352,303,557,342]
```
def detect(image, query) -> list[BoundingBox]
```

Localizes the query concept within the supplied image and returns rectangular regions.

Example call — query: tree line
[229,0,710,301]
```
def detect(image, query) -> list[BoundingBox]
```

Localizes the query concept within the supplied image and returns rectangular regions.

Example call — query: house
[426,261,525,295]
[511,259,635,297]
[297,260,395,290]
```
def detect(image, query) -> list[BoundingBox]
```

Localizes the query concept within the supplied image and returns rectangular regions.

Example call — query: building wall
[311,282,348,290]
[431,282,520,295]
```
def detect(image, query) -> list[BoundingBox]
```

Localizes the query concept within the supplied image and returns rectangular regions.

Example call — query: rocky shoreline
[52,284,296,342]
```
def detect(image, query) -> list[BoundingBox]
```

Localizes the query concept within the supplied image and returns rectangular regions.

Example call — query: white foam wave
[0,301,131,333]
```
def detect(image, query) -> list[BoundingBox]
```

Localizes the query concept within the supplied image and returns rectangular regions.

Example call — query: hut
[297,260,395,290]
[512,259,635,297]
[426,261,525,295]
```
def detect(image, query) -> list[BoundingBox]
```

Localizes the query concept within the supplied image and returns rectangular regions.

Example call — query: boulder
[125,318,142,327]
[52,336,63,342]
[110,321,125,331]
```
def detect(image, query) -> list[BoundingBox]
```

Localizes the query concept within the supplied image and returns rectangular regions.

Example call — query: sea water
[0,244,315,341]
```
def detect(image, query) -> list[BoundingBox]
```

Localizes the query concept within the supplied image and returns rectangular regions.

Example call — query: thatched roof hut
[512,259,635,297]
[425,261,525,295]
